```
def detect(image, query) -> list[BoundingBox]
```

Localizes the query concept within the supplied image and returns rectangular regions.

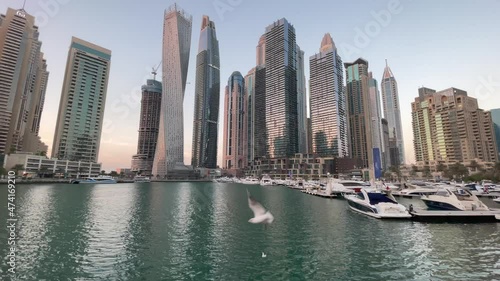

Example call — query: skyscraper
[254,35,267,159]
[0,8,49,154]
[345,58,374,179]
[309,33,348,157]
[223,72,247,172]
[131,79,162,175]
[152,4,192,178]
[52,37,111,162]
[381,60,404,165]
[245,68,256,162]
[191,15,220,169]
[412,87,498,164]
[368,72,383,177]
[265,18,298,158]
[296,45,308,154]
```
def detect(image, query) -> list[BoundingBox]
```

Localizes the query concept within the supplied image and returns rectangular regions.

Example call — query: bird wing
[247,189,267,217]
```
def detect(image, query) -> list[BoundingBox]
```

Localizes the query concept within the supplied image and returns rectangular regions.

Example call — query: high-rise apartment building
[264,18,298,158]
[254,34,267,159]
[296,45,308,154]
[368,72,383,177]
[223,72,247,172]
[412,87,498,165]
[131,79,162,175]
[245,68,256,162]
[191,15,220,169]
[0,8,49,154]
[381,60,404,165]
[52,37,111,163]
[309,33,348,157]
[152,4,192,178]
[345,58,375,178]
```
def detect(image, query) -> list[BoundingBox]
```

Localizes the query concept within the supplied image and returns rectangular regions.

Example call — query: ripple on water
[1,183,499,280]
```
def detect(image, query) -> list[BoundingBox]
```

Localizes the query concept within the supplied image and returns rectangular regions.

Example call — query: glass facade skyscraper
[245,68,256,162]
[381,60,405,165]
[223,72,246,171]
[191,15,220,169]
[345,58,375,179]
[264,18,298,158]
[296,45,308,154]
[152,4,192,178]
[52,37,111,163]
[309,33,348,157]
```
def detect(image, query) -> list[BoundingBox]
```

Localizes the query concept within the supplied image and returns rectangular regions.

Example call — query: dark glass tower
[191,15,220,168]
[264,18,298,158]
[131,79,162,175]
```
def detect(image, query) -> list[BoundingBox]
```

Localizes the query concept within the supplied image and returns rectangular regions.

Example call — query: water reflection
[0,183,499,280]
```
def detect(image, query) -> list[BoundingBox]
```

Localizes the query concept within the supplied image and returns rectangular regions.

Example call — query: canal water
[1,183,499,280]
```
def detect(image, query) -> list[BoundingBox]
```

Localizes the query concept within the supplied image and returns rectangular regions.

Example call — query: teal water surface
[1,182,499,280]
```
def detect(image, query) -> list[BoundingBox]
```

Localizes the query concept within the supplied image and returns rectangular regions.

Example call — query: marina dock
[410,208,500,223]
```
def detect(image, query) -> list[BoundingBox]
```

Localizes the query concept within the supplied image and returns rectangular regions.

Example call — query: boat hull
[346,198,411,219]
[421,198,463,211]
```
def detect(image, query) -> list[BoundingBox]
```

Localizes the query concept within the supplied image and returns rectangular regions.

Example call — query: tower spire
[385,58,388,68]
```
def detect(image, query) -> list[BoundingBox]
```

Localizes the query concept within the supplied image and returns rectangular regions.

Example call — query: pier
[410,208,500,223]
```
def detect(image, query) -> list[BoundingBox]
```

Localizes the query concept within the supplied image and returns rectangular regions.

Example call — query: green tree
[422,165,431,179]
[100,170,106,175]
[11,164,24,175]
[110,171,118,177]
[436,163,446,172]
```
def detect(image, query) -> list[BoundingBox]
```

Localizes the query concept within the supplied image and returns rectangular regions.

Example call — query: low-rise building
[245,153,362,180]
[4,153,101,178]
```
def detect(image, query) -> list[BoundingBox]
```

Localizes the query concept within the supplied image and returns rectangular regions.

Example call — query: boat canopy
[367,193,397,205]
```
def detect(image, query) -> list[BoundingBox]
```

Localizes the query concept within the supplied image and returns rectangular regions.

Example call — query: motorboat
[70,175,117,184]
[133,175,151,183]
[493,197,500,203]
[345,189,411,219]
[421,187,489,211]
[329,180,372,195]
[260,174,274,186]
[241,177,260,185]
[392,181,438,197]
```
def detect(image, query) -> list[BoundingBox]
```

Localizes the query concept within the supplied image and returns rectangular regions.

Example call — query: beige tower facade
[412,87,498,168]
[0,8,49,154]
[52,37,111,163]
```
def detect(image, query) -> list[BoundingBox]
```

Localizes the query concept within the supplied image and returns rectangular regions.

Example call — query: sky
[2,0,500,172]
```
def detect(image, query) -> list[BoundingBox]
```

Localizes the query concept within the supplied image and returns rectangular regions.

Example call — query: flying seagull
[247,189,274,225]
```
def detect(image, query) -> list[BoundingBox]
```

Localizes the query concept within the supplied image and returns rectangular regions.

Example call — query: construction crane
[152,60,162,80]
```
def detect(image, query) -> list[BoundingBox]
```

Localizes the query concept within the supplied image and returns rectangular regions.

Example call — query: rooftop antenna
[152,60,162,80]
[385,58,388,68]
[22,0,27,10]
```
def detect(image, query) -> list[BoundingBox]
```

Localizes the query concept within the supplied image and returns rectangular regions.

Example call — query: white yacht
[393,181,438,197]
[345,189,411,219]
[71,175,117,184]
[493,197,500,203]
[241,177,259,185]
[330,180,372,194]
[421,187,489,211]
[260,174,273,186]
[133,175,151,183]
